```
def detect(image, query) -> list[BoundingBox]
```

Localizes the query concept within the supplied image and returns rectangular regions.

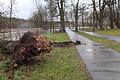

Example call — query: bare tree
[74,0,79,32]
[69,0,75,28]
[92,0,98,31]
[113,0,120,28]
[31,6,46,29]
[92,0,106,30]
[0,4,4,31]
[91,0,120,30]
[79,4,88,29]
[117,0,120,28]
[69,0,80,31]
[56,0,65,32]
[32,0,48,32]
[34,0,42,31]
[9,0,16,40]
[45,0,57,32]
[105,0,114,29]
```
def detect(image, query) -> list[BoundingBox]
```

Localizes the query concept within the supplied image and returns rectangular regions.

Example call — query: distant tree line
[0,16,27,29]
[92,0,120,31]
[31,0,80,32]
[31,0,120,32]
[0,1,28,32]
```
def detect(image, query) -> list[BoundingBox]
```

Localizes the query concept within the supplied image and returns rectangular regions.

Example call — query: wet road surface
[83,31,120,43]
[66,28,120,80]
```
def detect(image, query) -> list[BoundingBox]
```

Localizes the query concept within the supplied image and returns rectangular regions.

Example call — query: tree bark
[60,0,65,32]
[75,0,79,32]
[57,0,65,32]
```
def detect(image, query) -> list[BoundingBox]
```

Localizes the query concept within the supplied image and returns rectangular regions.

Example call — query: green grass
[96,29,120,36]
[78,32,120,53]
[30,47,90,80]
[80,28,94,32]
[80,28,120,36]
[0,33,90,80]
[46,33,70,42]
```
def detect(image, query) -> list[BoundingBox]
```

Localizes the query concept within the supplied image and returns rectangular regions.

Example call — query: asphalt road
[66,28,120,80]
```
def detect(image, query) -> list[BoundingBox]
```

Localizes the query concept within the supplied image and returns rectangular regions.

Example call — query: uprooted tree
[5,30,81,79]
[7,31,52,79]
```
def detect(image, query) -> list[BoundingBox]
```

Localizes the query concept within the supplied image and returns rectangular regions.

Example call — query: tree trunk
[75,0,79,32]
[92,11,96,32]
[99,9,104,30]
[59,0,65,32]
[81,11,84,28]
[92,0,105,31]
[9,0,13,41]
[107,1,114,29]
[117,0,120,28]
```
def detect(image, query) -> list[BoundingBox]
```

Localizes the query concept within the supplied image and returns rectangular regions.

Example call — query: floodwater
[0,28,48,41]
[66,28,120,80]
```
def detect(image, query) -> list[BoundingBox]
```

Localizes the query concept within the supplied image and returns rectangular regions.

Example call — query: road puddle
[87,49,93,52]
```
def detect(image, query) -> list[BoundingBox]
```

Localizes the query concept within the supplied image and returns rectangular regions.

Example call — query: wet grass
[78,32,120,53]
[46,33,70,42]
[30,47,90,80]
[96,29,120,36]
[80,28,120,36]
[0,33,90,80]
[79,28,94,32]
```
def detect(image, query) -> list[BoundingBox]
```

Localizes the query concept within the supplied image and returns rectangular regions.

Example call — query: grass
[80,28,120,36]
[96,29,120,36]
[78,32,120,53]
[46,33,70,42]
[79,28,94,32]
[0,33,90,80]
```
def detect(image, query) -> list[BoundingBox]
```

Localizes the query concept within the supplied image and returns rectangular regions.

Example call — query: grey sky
[15,0,36,19]
[0,0,36,19]
[0,0,91,19]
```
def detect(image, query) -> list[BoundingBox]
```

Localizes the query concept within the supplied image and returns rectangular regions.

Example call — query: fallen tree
[6,31,81,79]
[7,31,52,79]
[53,40,81,47]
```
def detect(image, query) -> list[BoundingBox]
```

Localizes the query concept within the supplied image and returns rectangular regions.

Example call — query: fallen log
[53,40,81,47]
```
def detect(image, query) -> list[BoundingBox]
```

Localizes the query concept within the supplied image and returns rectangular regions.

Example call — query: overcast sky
[0,0,37,19]
[0,0,91,19]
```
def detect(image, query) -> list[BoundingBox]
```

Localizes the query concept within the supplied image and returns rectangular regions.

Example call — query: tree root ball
[7,31,52,79]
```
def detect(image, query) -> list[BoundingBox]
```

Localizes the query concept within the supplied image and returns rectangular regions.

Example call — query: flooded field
[0,28,47,41]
